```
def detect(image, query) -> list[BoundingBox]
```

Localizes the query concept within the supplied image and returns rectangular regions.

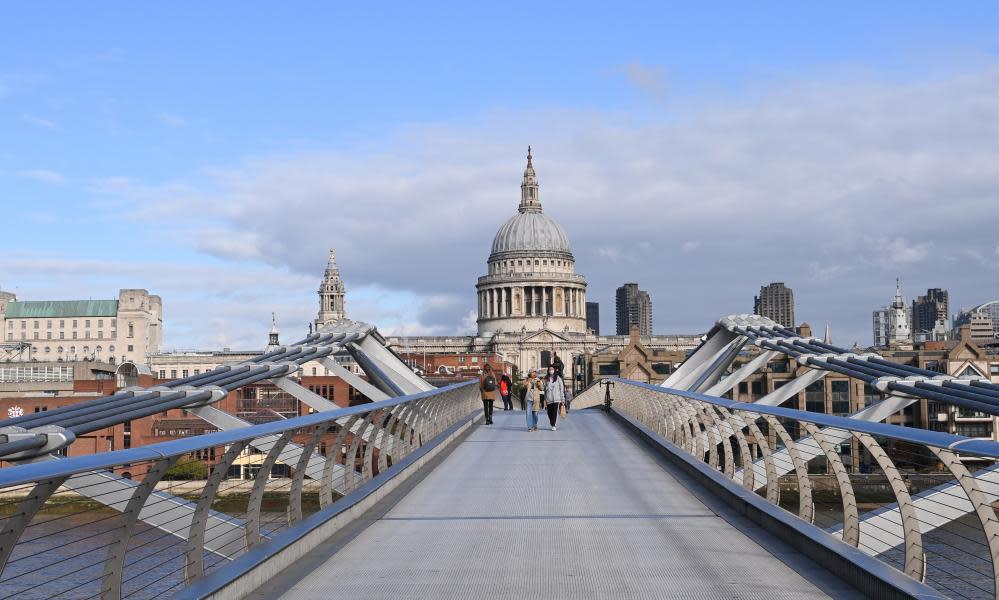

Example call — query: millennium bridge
[1,315,998,599]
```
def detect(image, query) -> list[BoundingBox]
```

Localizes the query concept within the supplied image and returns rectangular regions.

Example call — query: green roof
[5,300,119,318]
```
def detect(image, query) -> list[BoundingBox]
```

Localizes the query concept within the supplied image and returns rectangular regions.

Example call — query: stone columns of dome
[542,287,548,317]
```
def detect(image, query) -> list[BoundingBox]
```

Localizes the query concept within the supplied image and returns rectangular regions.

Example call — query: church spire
[519,146,542,213]
[316,247,346,331]
[267,312,280,350]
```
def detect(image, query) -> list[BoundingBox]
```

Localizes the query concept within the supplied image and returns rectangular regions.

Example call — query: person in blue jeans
[524,370,542,431]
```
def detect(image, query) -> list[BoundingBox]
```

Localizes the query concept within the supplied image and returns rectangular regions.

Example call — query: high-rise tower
[316,248,346,331]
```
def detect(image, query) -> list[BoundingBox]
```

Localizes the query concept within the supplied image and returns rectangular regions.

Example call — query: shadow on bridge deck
[251,410,863,600]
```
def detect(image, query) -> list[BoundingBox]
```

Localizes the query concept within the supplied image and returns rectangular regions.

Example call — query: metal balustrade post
[361,415,382,483]
[762,416,813,523]
[377,405,402,473]
[291,425,324,524]
[854,432,925,581]
[186,440,249,584]
[694,402,720,470]
[927,446,999,598]
[0,475,68,576]
[746,418,780,504]
[716,407,753,489]
[322,415,359,508]
[344,413,374,493]
[101,455,179,600]
[245,431,293,549]
[705,406,734,477]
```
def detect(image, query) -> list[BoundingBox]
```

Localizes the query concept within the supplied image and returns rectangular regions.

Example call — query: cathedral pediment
[521,328,570,344]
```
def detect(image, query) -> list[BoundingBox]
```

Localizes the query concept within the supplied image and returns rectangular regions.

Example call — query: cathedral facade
[384,149,701,381]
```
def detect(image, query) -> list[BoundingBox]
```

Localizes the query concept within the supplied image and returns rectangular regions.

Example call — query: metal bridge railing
[0,380,479,600]
[611,378,999,600]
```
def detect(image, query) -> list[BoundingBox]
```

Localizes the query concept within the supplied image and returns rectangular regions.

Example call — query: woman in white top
[543,366,565,431]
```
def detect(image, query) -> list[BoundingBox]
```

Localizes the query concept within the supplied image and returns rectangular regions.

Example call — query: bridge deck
[261,410,861,599]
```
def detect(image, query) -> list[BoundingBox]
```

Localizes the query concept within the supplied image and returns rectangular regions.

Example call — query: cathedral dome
[488,147,573,261]
[490,211,571,257]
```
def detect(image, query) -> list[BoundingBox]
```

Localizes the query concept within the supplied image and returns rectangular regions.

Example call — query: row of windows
[159,368,203,379]
[490,258,571,273]
[6,344,133,356]
[6,319,136,337]
[0,365,73,383]
[7,330,111,341]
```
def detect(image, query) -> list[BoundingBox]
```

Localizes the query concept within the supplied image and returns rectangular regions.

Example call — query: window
[46,332,51,340]
[83,346,89,353]
[458,356,466,364]
[34,320,39,329]
[98,330,103,338]
[59,332,64,339]
[831,380,850,414]
[59,320,64,328]
[957,422,992,438]
[960,365,984,377]
[69,346,75,354]
[20,321,25,329]
[111,320,116,329]
[109,345,114,353]
[47,320,52,329]
[991,364,999,376]
[98,319,103,327]
[751,381,763,395]
[85,320,90,328]
[72,332,77,339]
[471,356,478,363]
[33,332,38,340]
[127,345,133,352]
[128,323,134,338]
[57,346,63,353]
[44,347,50,353]
[170,370,177,379]
[159,370,166,379]
[72,320,77,328]
[95,345,102,354]
[738,382,748,394]
[312,367,317,375]
[805,380,825,412]
[85,331,90,339]
[182,370,188,378]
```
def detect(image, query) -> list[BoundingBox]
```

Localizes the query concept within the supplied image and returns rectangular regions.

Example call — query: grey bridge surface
[256,410,861,600]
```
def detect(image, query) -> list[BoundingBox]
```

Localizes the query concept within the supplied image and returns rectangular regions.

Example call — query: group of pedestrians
[478,355,570,431]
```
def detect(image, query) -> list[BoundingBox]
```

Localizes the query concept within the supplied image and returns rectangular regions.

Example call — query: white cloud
[17,169,64,184]
[157,112,187,128]
[17,64,999,346]
[21,114,56,129]
[618,61,669,106]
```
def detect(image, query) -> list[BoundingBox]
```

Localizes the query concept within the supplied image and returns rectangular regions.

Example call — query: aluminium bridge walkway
[251,410,861,600]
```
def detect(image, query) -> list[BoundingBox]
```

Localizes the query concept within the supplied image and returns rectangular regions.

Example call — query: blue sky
[2,3,999,349]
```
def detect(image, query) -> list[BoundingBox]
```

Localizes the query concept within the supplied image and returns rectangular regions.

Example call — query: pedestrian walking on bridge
[480,364,497,425]
[524,370,542,431]
[544,366,565,431]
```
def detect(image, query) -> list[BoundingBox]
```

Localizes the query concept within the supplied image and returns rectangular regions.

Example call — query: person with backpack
[543,366,566,431]
[499,372,513,410]
[479,364,498,425]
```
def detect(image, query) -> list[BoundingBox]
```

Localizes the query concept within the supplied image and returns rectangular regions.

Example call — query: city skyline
[2,4,999,349]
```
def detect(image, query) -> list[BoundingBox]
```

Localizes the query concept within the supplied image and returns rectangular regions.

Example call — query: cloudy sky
[2,3,998,350]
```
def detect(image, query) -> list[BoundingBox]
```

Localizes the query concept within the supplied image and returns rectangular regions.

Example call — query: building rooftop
[5,300,118,318]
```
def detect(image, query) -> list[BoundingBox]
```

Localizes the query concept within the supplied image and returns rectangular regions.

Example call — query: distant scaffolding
[0,341,31,363]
